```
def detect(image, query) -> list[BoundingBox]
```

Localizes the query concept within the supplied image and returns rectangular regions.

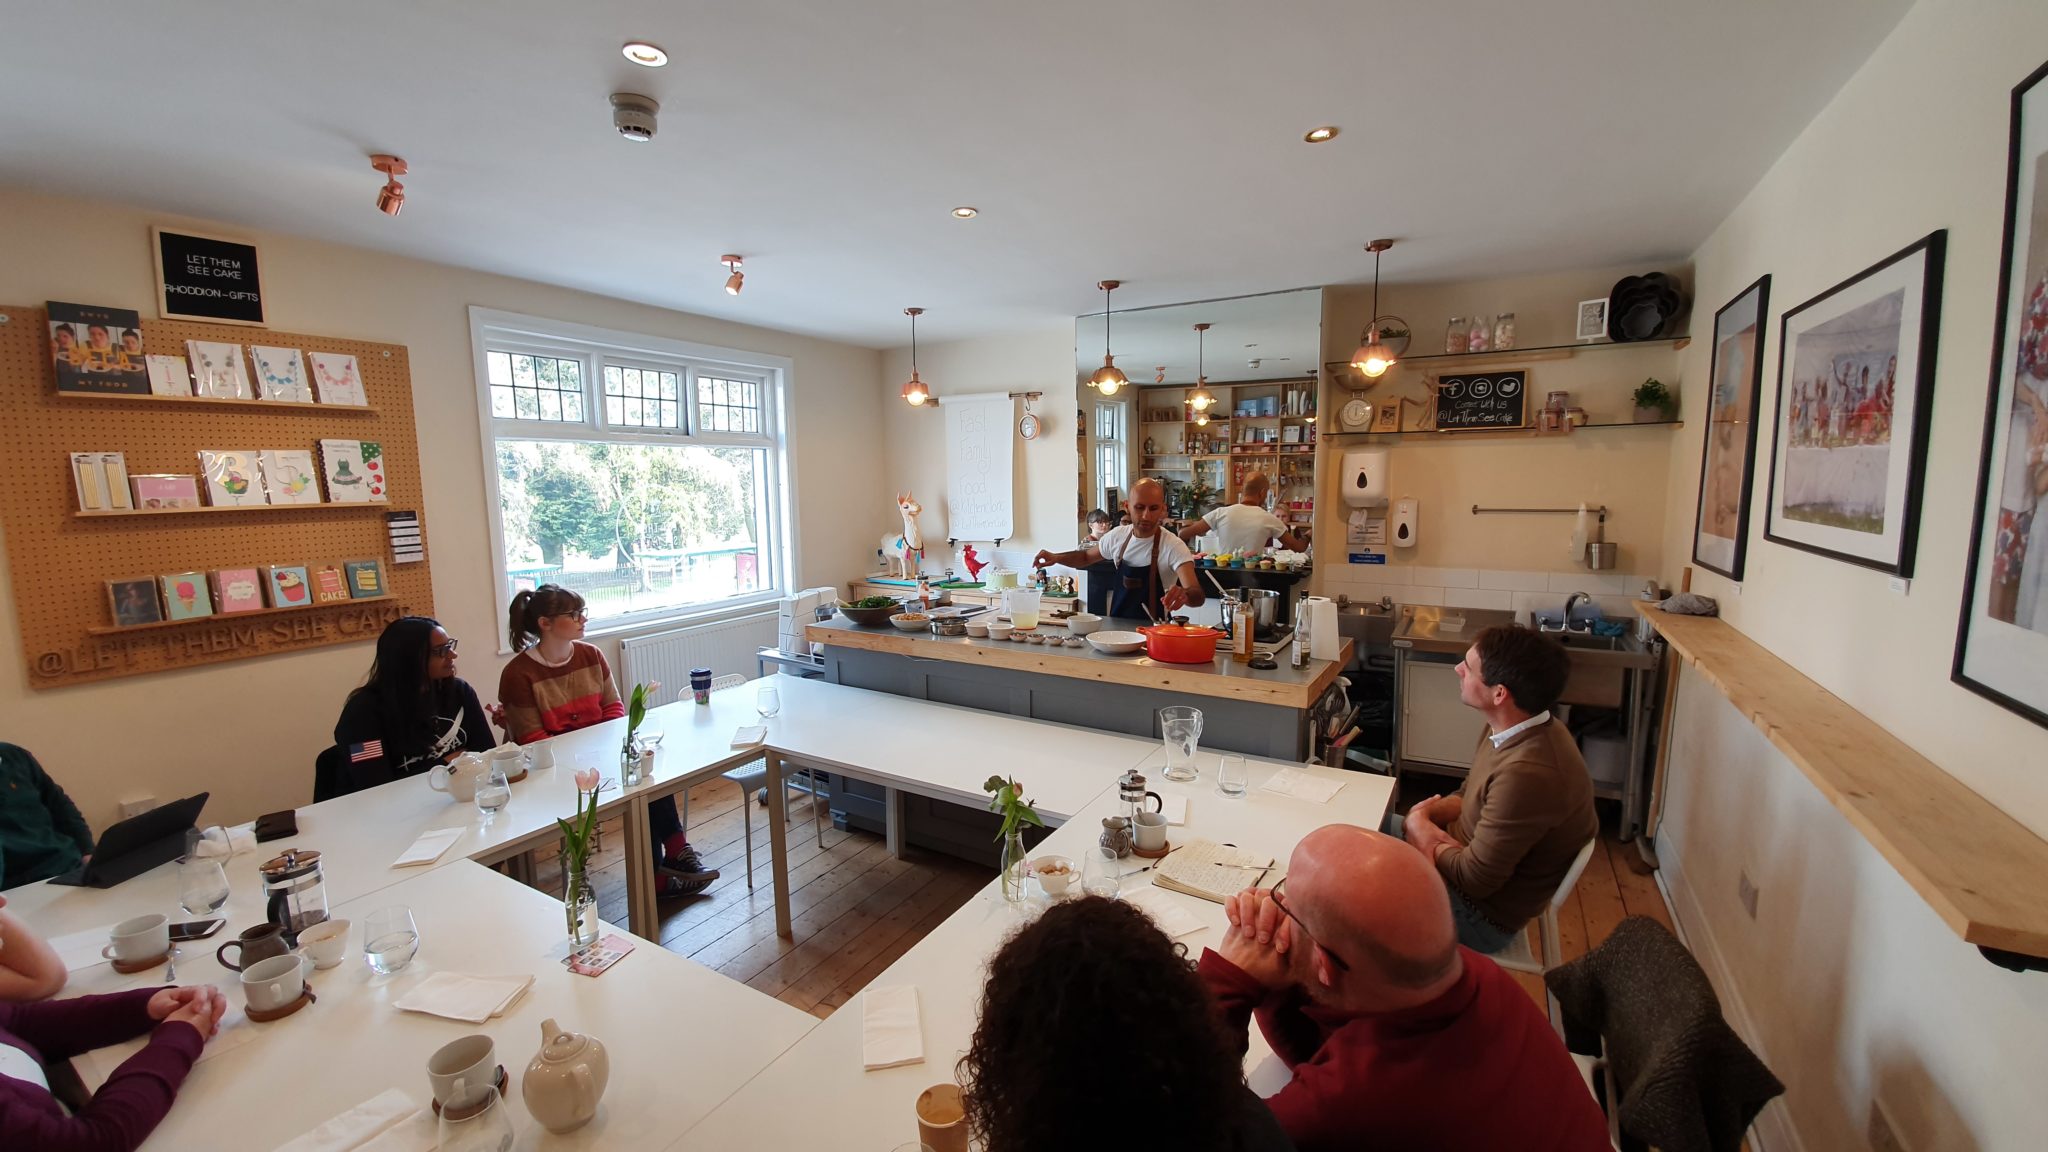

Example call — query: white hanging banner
[940,392,1014,541]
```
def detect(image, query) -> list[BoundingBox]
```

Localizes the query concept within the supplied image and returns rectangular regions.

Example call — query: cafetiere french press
[261,849,329,945]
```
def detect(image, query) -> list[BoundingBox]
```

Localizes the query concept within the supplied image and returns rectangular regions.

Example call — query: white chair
[678,674,825,889]
[1490,837,1598,974]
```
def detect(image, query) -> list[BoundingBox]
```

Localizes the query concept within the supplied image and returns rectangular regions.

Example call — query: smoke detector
[610,93,660,142]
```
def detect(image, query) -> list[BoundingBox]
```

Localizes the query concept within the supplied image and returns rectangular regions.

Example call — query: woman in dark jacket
[331,617,495,796]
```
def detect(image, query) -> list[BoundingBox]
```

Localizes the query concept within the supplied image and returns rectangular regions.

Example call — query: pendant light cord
[1104,283,1113,358]
[1369,248,1381,338]
[910,310,918,374]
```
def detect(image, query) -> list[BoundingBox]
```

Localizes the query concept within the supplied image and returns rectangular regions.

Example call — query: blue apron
[1107,538,1164,620]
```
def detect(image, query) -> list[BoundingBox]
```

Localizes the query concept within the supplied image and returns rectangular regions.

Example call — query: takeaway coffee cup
[240,952,312,1013]
[1133,811,1170,852]
[102,914,170,964]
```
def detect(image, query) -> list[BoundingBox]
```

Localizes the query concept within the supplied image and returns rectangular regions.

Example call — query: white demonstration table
[63,861,816,1151]
[670,750,1394,1152]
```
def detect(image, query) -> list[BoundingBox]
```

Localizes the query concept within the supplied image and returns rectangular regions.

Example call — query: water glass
[1217,754,1249,798]
[474,763,511,820]
[176,855,229,917]
[757,683,781,719]
[363,905,420,975]
[1080,846,1121,900]
[1160,705,1204,783]
[436,1080,515,1152]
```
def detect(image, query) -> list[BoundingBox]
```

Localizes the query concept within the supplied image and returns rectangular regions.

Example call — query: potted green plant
[983,775,1044,903]
[1632,378,1677,423]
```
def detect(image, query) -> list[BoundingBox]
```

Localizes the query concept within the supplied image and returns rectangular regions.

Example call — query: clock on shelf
[1018,411,1040,440]
[1339,398,1373,430]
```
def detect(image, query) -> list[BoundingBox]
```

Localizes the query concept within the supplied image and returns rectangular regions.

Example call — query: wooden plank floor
[530,771,993,1020]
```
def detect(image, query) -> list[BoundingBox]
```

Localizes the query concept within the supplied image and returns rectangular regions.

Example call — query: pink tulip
[574,767,600,793]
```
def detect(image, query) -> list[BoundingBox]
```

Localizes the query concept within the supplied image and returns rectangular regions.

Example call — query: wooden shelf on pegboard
[88,595,396,636]
[74,504,389,519]
[54,392,380,415]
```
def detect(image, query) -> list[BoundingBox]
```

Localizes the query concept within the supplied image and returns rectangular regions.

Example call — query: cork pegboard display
[0,304,435,688]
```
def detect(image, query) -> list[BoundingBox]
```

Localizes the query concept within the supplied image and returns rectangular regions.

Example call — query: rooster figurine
[960,543,988,582]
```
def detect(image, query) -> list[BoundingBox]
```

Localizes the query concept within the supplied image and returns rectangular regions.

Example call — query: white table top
[667,753,1393,1152]
[67,862,817,1151]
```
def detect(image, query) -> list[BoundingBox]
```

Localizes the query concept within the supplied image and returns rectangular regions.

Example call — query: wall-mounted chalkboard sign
[1433,371,1528,430]
[153,227,265,326]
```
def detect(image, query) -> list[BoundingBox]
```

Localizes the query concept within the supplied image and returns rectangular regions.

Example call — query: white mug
[296,918,350,970]
[102,914,170,963]
[241,952,312,1012]
[527,742,556,771]
[1133,811,1170,852]
[429,1034,497,1104]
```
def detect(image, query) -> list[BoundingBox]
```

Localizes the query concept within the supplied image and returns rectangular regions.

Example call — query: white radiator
[620,610,778,692]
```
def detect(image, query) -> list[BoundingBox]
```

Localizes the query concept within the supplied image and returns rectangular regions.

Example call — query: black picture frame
[1691,275,1771,581]
[1763,231,1946,576]
[1954,57,2048,730]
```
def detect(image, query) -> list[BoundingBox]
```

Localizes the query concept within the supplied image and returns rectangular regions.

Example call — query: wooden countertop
[806,616,1352,710]
[1637,604,2048,957]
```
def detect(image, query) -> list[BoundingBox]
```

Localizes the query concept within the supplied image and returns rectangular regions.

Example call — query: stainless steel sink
[1548,631,1626,651]
[1337,600,1399,649]
[1525,617,1656,706]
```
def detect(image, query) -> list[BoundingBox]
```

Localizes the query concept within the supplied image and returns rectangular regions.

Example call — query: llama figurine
[879,492,925,577]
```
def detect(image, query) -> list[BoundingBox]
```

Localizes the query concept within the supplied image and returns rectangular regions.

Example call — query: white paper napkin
[271,1088,433,1152]
[393,972,534,1023]
[1124,884,1210,940]
[192,823,259,858]
[47,924,118,972]
[861,984,924,1070]
[732,725,767,747]
[1160,793,1190,826]
[391,828,463,868]
[1261,767,1345,804]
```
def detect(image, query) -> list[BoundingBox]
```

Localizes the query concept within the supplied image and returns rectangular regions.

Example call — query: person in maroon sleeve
[1197,825,1612,1152]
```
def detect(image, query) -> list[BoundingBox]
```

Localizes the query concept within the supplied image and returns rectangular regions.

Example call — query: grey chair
[679,674,825,889]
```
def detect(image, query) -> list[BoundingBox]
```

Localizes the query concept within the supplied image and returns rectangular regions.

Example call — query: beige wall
[1653,1,2048,1147]
[0,186,883,830]
[877,326,1081,563]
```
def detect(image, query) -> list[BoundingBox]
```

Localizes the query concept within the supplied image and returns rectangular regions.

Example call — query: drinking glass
[176,855,229,917]
[1080,846,1121,900]
[436,1080,515,1152]
[363,905,420,975]
[757,683,781,719]
[1160,705,1204,783]
[1217,754,1249,798]
[474,763,511,820]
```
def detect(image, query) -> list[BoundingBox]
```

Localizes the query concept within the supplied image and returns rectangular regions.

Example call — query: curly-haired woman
[959,895,1291,1152]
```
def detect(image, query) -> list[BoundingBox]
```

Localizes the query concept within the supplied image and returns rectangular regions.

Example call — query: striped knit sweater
[496,642,625,744]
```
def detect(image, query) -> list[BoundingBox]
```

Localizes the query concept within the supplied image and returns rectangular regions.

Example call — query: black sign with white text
[155,228,265,325]
[1434,371,1528,430]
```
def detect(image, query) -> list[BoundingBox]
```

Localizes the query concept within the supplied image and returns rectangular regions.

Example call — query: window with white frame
[1094,401,1126,512]
[471,309,791,637]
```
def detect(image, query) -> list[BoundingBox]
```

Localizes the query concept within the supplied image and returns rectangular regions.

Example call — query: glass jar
[564,865,599,948]
[999,829,1029,903]
[1493,312,1516,350]
[1445,317,1467,354]
[1468,316,1491,353]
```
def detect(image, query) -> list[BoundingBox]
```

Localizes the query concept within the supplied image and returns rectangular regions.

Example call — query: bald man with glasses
[1197,826,1609,1152]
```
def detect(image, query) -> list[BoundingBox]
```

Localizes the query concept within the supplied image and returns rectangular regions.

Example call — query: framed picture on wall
[1955,58,2048,730]
[1691,275,1771,581]
[1764,231,1946,576]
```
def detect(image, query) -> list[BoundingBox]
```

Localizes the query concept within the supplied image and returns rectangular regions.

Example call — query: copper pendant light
[1352,239,1399,378]
[901,307,931,406]
[1186,322,1216,411]
[1087,280,1129,395]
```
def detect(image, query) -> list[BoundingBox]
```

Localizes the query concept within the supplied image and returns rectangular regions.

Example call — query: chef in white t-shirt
[1177,473,1308,555]
[1033,477,1205,620]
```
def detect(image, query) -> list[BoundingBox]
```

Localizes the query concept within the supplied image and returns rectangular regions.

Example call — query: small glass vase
[619,737,642,786]
[999,829,1030,904]
[564,864,600,948]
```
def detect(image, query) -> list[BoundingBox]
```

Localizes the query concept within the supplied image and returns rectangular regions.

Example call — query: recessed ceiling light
[951,206,978,219]
[1303,126,1340,143]
[622,42,668,67]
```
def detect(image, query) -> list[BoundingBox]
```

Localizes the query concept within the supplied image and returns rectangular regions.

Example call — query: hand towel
[861,984,924,1070]
[192,823,259,858]
[393,971,534,1023]
[270,1088,432,1152]
[391,828,463,868]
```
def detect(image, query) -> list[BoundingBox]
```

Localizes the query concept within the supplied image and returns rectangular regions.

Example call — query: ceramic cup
[216,923,291,972]
[1133,811,1170,852]
[916,1083,969,1152]
[527,742,556,771]
[1031,856,1076,897]
[489,745,526,775]
[429,1034,498,1105]
[102,914,170,964]
[296,918,350,970]
[241,952,313,1013]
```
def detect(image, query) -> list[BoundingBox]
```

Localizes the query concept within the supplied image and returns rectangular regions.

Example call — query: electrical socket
[1869,1097,1908,1152]
[1737,870,1759,920]
[119,796,158,819]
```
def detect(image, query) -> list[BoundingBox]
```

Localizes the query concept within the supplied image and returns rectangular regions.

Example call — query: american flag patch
[348,740,384,763]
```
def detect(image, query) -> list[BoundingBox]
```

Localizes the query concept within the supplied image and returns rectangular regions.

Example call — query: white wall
[1653,1,2048,1147]
[0,186,884,830]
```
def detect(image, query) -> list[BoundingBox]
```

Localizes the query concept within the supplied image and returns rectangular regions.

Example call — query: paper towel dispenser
[1341,450,1389,509]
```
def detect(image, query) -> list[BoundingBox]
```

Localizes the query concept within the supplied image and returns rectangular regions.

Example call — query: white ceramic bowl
[986,622,1015,641]
[889,612,932,631]
[1031,855,1077,896]
[965,620,989,637]
[1065,613,1104,636]
[1086,630,1146,655]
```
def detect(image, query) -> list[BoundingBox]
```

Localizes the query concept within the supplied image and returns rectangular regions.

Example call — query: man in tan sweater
[1400,627,1596,954]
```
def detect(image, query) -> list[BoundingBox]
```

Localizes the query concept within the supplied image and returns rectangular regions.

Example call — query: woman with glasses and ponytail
[496,585,718,898]
[331,616,497,795]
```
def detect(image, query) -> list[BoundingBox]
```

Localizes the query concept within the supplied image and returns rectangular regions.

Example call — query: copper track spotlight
[370,154,407,217]
[722,255,744,295]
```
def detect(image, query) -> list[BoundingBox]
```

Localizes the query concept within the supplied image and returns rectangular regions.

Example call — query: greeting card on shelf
[307,351,367,406]
[199,450,266,506]
[128,474,201,510]
[106,579,164,628]
[186,340,253,400]
[259,449,322,505]
[48,302,150,395]
[319,439,386,503]
[160,572,214,621]
[311,564,351,604]
[249,346,311,403]
[145,355,192,397]
[344,559,385,598]
[70,452,132,511]
[210,568,266,614]
[266,565,312,608]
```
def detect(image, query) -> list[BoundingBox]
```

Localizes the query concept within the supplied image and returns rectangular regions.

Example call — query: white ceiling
[1077,288,1325,385]
[0,0,1910,349]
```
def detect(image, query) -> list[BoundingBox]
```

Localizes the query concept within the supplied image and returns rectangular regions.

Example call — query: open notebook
[1149,838,1275,904]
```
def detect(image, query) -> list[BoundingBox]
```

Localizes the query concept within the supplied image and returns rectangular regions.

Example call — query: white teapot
[522,1017,609,1134]
[428,751,487,803]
